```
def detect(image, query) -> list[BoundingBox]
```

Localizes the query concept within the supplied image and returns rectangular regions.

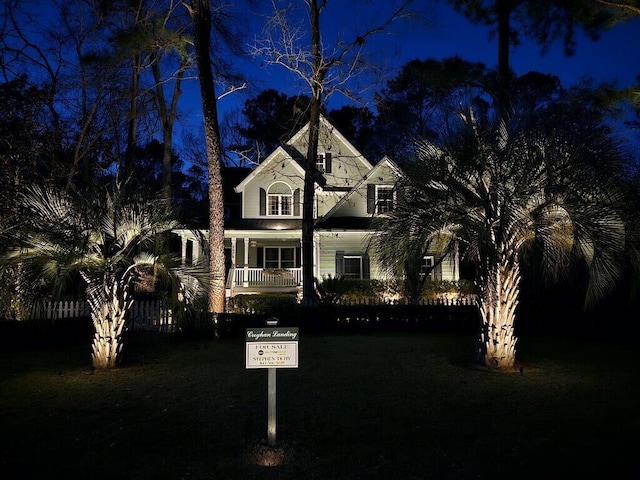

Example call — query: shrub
[336,279,476,304]
[314,275,355,305]
[421,279,476,300]
[227,293,298,316]
[174,305,216,338]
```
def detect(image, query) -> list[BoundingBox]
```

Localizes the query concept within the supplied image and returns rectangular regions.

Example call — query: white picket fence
[30,300,175,332]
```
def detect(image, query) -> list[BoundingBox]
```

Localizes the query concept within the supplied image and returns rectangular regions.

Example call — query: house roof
[222,166,252,197]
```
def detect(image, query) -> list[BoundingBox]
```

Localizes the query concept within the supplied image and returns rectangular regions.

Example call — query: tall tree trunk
[301,0,326,306]
[302,96,321,305]
[477,252,519,368]
[496,2,512,116]
[162,125,174,205]
[152,55,187,207]
[187,0,226,315]
[123,53,142,181]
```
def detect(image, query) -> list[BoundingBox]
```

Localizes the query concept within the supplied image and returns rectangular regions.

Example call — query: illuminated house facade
[173,115,459,298]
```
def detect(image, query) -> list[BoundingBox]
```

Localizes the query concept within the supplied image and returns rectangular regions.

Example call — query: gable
[286,115,373,189]
[234,146,305,193]
[235,148,306,219]
[320,156,402,219]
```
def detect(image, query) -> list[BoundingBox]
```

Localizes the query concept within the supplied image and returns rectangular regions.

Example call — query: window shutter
[325,152,332,173]
[335,251,344,276]
[367,184,375,214]
[294,188,300,216]
[295,247,302,268]
[260,188,266,216]
[257,247,264,268]
[362,252,370,279]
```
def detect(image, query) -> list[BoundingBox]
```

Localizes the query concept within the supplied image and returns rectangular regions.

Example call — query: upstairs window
[316,152,332,173]
[267,182,292,216]
[376,186,394,213]
[367,184,395,214]
[260,184,301,217]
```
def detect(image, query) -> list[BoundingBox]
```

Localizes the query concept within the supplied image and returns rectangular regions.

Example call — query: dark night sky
[179,2,640,138]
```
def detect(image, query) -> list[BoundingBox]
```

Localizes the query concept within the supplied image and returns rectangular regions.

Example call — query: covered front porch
[172,228,317,298]
[226,229,306,297]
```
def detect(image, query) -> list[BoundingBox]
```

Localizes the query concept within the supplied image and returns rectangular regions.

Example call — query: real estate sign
[245,327,299,369]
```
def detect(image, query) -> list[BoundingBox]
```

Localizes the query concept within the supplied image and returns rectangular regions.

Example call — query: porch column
[231,237,237,265]
[243,237,249,287]
[231,238,237,288]
[313,233,320,280]
[299,237,304,289]
[454,240,460,281]
[192,236,200,265]
[180,235,187,266]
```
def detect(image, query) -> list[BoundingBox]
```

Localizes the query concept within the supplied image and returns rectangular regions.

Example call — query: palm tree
[377,109,626,368]
[2,183,200,368]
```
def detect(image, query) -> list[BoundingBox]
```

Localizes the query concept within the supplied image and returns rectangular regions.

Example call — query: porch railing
[233,267,302,288]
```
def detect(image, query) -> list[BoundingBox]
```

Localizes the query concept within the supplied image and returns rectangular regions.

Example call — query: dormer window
[260,183,301,217]
[316,152,332,173]
[268,182,292,216]
[376,186,394,213]
[367,184,395,214]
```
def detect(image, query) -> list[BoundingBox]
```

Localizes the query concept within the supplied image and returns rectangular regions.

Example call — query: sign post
[268,368,276,444]
[245,321,299,447]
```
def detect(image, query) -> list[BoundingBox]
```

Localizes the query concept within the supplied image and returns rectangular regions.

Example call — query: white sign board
[246,342,298,369]
[245,327,299,369]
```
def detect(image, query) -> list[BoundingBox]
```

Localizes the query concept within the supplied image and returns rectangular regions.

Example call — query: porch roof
[224,218,303,230]
[315,216,375,230]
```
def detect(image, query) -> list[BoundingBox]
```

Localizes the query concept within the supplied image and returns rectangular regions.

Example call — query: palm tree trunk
[89,279,133,369]
[477,253,519,368]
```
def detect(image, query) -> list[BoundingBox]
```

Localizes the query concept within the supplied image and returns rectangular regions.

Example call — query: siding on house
[438,252,458,281]
[288,118,373,191]
[316,232,374,279]
[317,190,348,217]
[329,158,399,218]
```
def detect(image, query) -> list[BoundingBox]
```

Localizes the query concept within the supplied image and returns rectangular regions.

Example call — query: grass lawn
[1,332,638,479]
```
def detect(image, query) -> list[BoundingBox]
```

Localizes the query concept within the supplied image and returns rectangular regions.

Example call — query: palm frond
[378,105,629,313]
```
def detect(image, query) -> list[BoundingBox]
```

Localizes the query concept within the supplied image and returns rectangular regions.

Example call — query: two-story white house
[173,115,459,299]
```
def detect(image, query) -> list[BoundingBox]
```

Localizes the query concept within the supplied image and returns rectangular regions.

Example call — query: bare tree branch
[218,82,247,100]
[596,0,640,16]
